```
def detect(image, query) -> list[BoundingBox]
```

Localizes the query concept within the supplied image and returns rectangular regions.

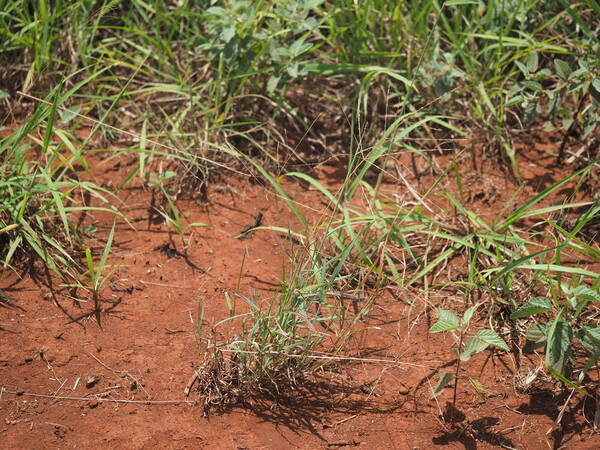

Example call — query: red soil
[1,133,599,449]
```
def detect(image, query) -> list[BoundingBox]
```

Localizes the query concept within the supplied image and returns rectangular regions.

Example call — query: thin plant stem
[452,328,464,424]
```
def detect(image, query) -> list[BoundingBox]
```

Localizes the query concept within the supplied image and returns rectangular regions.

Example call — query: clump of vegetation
[512,285,600,394]
[0,79,123,283]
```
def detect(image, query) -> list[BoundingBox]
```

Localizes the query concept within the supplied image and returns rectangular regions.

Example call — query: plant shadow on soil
[518,389,599,449]
[432,415,515,449]
[214,376,409,442]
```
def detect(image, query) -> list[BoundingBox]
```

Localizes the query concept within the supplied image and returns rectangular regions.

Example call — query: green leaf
[525,323,548,349]
[460,337,489,361]
[446,0,479,4]
[221,24,235,43]
[58,106,81,124]
[0,90,9,100]
[566,294,578,309]
[568,68,587,81]
[287,62,299,78]
[303,0,325,8]
[554,59,572,81]
[189,222,210,228]
[523,100,540,126]
[475,329,509,351]
[85,248,95,276]
[515,61,528,76]
[507,263,599,280]
[576,324,600,356]
[267,75,280,93]
[591,78,600,103]
[161,171,177,181]
[547,90,558,117]
[548,367,593,399]
[572,286,600,303]
[430,371,453,398]
[289,38,311,57]
[205,6,225,16]
[95,221,116,290]
[572,286,600,318]
[510,297,553,319]
[536,68,552,78]
[546,319,573,375]
[576,325,600,382]
[506,95,524,107]
[522,80,542,91]
[526,52,539,73]
[430,309,459,333]
[462,306,476,325]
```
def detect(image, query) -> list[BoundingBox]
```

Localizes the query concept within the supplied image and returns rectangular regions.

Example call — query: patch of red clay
[1,130,599,449]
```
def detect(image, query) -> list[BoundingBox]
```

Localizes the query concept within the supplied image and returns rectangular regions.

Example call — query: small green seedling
[511,285,600,394]
[61,222,120,325]
[430,305,509,422]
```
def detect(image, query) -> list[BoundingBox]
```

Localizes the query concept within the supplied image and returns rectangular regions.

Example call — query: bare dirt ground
[1,131,599,449]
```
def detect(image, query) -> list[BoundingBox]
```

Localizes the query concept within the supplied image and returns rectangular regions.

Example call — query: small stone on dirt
[85,375,99,389]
